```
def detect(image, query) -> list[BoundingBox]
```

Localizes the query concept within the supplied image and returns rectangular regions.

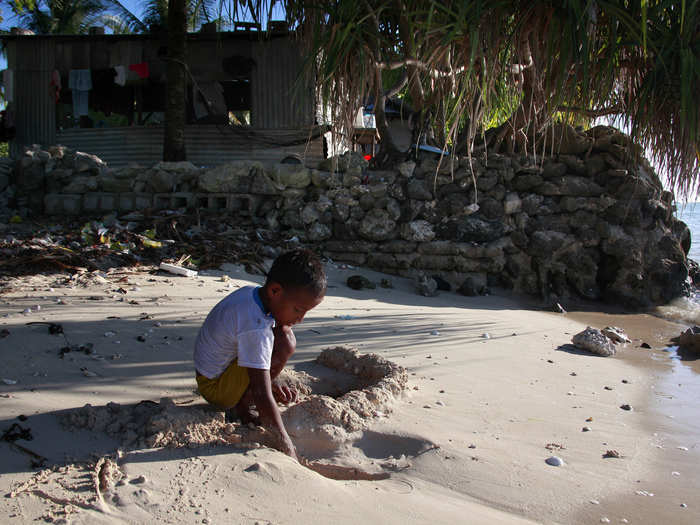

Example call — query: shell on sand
[572,327,616,357]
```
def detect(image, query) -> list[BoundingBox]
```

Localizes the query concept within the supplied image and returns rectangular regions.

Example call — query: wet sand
[564,308,700,524]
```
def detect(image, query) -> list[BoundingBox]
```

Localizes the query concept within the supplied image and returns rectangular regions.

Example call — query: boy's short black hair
[266,249,327,297]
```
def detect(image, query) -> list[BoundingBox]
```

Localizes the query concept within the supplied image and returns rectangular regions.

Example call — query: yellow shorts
[196,359,250,409]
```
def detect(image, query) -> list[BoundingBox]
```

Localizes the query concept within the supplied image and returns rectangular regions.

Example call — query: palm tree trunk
[163,0,187,161]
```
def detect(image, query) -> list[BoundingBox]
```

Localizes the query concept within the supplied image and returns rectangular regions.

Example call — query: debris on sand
[571,327,617,357]
[159,262,197,278]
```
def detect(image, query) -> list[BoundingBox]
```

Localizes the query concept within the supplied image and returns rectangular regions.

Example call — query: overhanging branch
[375,59,465,78]
[556,104,624,118]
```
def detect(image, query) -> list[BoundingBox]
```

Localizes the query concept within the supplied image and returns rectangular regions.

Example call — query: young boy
[194,249,326,461]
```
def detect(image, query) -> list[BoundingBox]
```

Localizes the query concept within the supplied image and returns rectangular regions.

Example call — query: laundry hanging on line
[69,69,92,117]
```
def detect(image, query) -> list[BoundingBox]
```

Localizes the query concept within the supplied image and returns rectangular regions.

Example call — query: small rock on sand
[572,327,616,357]
[545,456,564,466]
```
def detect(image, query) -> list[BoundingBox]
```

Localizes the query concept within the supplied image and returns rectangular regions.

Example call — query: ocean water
[676,201,700,262]
[654,202,700,324]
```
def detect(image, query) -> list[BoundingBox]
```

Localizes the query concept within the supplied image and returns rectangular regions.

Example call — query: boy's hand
[281,436,298,461]
[272,380,298,404]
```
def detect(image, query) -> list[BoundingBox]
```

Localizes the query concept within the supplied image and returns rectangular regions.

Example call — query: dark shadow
[352,430,435,459]
[672,346,700,362]
[555,343,608,357]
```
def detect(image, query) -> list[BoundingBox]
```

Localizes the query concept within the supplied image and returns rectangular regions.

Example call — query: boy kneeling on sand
[194,249,326,460]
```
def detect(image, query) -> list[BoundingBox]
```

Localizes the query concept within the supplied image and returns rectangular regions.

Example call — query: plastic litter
[159,262,198,277]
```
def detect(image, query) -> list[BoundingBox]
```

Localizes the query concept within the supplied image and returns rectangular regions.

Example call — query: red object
[128,62,150,79]
[364,154,372,161]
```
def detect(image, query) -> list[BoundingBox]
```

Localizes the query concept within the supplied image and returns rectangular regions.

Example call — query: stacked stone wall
[10,125,693,307]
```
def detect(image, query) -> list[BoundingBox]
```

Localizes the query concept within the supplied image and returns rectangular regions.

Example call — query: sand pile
[60,346,408,457]
[60,398,243,450]
[283,346,408,455]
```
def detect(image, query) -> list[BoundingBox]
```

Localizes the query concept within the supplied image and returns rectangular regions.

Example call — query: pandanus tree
[218,0,699,195]
[8,0,110,33]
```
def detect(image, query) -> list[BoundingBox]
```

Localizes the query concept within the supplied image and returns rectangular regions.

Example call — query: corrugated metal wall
[7,34,317,159]
[251,37,314,128]
[9,39,57,158]
[56,125,324,168]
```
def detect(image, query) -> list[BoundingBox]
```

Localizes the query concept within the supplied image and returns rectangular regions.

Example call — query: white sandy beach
[0,262,698,524]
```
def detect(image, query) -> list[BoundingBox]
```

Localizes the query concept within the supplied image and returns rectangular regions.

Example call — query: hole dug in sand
[277,346,437,479]
[57,346,433,481]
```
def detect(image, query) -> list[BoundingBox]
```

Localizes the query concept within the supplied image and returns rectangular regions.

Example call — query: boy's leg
[230,325,296,422]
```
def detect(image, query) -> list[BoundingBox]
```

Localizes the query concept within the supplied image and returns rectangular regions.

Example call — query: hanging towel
[71,91,89,117]
[69,69,92,117]
[128,62,150,79]
[69,69,92,91]
[50,70,62,103]
[114,65,127,86]
[1,69,14,102]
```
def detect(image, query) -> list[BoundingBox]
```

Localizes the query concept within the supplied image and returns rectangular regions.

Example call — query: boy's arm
[247,367,297,461]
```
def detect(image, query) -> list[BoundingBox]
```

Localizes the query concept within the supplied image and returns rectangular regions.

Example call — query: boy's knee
[273,325,296,358]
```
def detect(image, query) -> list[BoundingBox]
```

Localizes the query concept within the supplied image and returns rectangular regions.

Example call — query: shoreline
[563,309,700,524]
[0,263,698,524]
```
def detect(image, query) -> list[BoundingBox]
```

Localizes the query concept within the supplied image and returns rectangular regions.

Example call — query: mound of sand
[60,398,243,450]
[60,346,408,458]
[283,346,408,455]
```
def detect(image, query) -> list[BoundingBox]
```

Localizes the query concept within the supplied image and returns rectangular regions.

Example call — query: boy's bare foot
[225,406,261,426]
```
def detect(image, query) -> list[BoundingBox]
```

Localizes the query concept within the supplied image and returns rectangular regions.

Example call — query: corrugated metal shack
[2,29,326,167]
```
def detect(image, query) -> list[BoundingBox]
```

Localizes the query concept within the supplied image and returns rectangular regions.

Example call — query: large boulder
[271,164,312,189]
[436,215,505,243]
[358,209,396,241]
[538,176,604,197]
[99,174,133,193]
[407,179,434,200]
[306,222,332,242]
[198,161,261,193]
[400,220,435,242]
[74,151,106,174]
[64,176,98,193]
[152,161,197,173]
[311,170,343,189]
[319,151,368,173]
[148,169,179,193]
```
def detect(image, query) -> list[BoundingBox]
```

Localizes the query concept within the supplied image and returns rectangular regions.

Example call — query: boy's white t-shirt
[194,286,275,379]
